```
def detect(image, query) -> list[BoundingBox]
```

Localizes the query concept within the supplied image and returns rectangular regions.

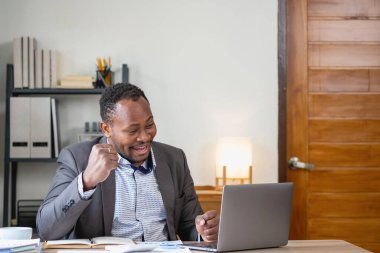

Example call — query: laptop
[184,183,293,252]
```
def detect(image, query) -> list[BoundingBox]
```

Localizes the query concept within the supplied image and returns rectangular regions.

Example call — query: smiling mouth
[132,144,150,155]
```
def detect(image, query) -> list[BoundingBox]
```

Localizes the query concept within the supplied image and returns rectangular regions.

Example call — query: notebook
[184,182,293,252]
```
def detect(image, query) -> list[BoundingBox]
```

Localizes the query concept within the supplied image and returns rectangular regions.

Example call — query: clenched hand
[82,144,118,191]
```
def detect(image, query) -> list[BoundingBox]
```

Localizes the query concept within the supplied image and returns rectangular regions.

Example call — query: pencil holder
[95,70,114,88]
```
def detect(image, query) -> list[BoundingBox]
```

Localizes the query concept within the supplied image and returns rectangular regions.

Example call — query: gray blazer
[36,136,203,241]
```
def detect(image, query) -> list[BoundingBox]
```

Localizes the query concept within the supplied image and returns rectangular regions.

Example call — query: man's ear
[100,121,111,138]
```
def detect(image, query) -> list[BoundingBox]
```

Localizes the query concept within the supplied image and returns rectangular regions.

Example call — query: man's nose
[137,129,150,142]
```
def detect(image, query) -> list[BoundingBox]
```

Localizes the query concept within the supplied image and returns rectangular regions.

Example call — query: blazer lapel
[153,143,176,240]
[100,171,115,236]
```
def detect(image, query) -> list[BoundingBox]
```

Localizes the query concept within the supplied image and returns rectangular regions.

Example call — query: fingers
[199,221,219,242]
[195,215,206,226]
[202,227,218,241]
[97,144,118,156]
[196,210,220,242]
[203,210,217,221]
[83,144,119,189]
[196,210,217,225]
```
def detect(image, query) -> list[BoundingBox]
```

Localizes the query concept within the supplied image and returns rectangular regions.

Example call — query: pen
[97,71,107,87]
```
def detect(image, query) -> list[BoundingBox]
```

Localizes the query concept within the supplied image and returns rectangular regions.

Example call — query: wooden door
[286,0,380,252]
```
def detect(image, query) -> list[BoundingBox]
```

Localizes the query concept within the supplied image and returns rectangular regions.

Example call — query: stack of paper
[0,239,40,253]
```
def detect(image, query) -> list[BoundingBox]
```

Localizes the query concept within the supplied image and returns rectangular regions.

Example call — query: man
[36,83,219,242]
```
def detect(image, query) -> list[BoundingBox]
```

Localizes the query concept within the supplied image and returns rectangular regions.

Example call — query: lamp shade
[216,137,252,178]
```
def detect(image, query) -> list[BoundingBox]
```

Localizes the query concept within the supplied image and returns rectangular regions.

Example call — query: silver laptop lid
[216,183,293,252]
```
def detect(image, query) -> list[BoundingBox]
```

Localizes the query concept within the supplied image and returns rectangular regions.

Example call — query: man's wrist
[78,173,96,199]
[82,172,95,191]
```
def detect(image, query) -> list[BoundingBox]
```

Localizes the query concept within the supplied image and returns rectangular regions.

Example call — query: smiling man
[36,83,219,242]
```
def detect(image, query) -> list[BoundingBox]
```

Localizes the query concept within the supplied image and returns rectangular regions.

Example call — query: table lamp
[215,137,253,191]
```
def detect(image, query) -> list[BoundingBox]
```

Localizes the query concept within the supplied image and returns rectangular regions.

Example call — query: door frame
[278,0,287,182]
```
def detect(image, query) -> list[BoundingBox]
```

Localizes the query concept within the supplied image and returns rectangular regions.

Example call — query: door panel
[308,0,380,17]
[309,20,380,42]
[309,144,380,166]
[309,70,371,92]
[286,0,380,252]
[309,45,380,67]
[309,94,380,117]
[309,169,380,192]
[309,69,380,91]
[308,218,380,242]
[309,119,380,142]
[308,193,380,217]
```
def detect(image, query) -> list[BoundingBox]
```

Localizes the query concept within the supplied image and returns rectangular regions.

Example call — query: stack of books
[59,75,94,89]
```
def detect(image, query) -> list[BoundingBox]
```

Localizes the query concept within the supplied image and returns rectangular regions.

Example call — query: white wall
[0,0,278,225]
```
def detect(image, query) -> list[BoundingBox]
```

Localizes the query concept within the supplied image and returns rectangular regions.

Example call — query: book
[58,80,94,89]
[0,239,40,253]
[35,49,43,88]
[51,98,60,158]
[13,37,23,88]
[59,76,94,89]
[42,49,50,88]
[50,50,59,88]
[43,236,134,249]
[61,75,93,82]
[22,36,29,88]
[28,37,36,89]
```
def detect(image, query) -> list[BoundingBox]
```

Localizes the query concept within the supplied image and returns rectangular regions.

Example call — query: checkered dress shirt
[110,150,168,241]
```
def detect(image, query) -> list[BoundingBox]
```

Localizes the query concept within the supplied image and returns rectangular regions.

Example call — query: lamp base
[215,165,252,191]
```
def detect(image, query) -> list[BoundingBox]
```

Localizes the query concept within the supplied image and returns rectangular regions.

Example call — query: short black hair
[99,83,149,123]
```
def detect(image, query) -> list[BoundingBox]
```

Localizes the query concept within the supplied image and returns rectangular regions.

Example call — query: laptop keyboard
[184,242,218,252]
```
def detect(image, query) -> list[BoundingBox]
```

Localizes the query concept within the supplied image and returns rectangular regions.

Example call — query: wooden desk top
[194,240,370,253]
[239,240,369,253]
[42,240,370,253]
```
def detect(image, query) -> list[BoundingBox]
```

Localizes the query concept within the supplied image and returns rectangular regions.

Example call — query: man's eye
[129,130,137,134]
[146,123,154,129]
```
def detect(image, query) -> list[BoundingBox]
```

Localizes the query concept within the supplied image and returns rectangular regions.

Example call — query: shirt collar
[117,149,156,173]
[107,138,156,173]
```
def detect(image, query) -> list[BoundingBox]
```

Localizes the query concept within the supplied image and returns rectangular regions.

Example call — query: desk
[42,240,369,253]
[191,240,370,253]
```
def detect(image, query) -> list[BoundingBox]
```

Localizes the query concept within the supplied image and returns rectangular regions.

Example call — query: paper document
[0,239,40,253]
[138,240,183,250]
[57,251,105,253]
[105,244,157,252]
[105,241,188,253]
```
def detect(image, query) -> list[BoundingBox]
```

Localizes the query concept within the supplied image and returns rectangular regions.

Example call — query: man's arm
[175,149,204,241]
[36,148,93,240]
[36,141,118,241]
[174,148,220,242]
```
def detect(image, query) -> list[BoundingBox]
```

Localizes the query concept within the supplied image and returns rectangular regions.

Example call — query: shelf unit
[2,64,104,226]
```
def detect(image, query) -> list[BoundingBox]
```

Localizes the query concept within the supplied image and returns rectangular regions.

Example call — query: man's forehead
[112,98,153,120]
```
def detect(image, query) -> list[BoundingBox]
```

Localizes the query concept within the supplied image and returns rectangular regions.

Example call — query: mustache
[131,140,152,147]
